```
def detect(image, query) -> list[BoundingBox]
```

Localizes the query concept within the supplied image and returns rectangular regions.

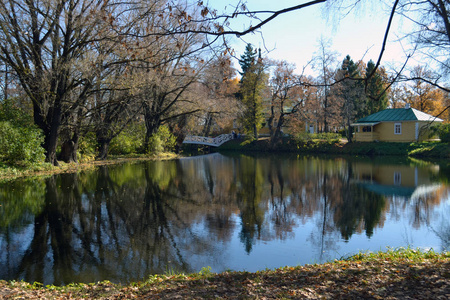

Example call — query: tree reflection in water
[0,153,448,285]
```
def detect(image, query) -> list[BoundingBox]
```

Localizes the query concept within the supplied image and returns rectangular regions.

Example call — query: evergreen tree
[238,45,267,139]
[239,44,257,75]
[336,55,366,141]
[365,60,388,114]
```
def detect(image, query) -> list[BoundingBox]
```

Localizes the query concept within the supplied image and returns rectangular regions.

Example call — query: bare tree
[0,0,224,163]
[267,61,304,144]
[312,37,339,132]
[195,55,240,136]
[399,0,450,78]
[0,0,125,165]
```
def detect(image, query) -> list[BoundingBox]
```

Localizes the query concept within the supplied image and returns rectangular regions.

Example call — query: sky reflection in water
[0,153,449,285]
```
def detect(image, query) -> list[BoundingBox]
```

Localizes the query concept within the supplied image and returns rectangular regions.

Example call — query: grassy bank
[0,153,178,182]
[1,248,448,299]
[218,137,450,159]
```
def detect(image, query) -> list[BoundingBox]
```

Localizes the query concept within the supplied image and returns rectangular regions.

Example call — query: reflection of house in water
[351,163,442,198]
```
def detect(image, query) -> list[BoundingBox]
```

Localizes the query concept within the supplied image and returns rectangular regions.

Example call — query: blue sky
[207,0,417,75]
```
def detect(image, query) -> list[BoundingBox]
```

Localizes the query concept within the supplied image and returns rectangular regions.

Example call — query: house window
[394,172,401,185]
[394,123,402,135]
[362,126,372,132]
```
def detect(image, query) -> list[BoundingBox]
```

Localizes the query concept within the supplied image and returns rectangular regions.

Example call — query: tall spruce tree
[337,55,366,141]
[239,44,257,75]
[365,60,388,115]
[238,45,267,139]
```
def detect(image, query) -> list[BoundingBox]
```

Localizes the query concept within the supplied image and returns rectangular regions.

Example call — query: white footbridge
[182,133,234,147]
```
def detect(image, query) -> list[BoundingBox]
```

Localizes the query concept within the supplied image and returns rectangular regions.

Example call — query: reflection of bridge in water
[182,133,234,147]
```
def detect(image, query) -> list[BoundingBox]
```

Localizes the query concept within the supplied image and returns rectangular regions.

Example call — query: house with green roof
[351,104,444,142]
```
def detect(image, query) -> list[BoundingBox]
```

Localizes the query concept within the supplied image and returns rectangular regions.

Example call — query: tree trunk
[270,114,285,147]
[437,0,450,45]
[31,83,64,166]
[202,113,213,136]
[97,138,110,160]
[43,133,59,166]
[252,91,258,139]
[346,120,353,143]
[323,94,329,133]
[41,105,62,166]
[59,133,79,163]
[3,64,8,100]
[268,99,275,138]
[59,106,83,163]
[143,106,161,151]
[253,123,258,139]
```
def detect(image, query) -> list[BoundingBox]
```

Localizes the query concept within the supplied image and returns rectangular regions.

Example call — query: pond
[0,153,449,285]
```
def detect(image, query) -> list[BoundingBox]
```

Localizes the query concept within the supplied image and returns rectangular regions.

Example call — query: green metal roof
[355,108,443,123]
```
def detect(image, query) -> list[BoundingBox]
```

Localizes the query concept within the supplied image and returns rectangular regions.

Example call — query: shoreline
[217,138,450,158]
[2,139,449,182]
[0,248,448,299]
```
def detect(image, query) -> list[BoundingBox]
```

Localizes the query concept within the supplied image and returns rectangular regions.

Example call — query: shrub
[147,125,177,154]
[0,98,45,165]
[433,123,450,142]
[109,123,145,155]
[0,98,33,127]
[293,132,312,143]
[0,121,45,165]
[147,134,164,154]
[294,132,341,144]
[77,132,97,162]
[312,132,342,143]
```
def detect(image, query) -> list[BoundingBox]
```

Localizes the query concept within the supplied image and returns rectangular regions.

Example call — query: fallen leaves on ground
[1,251,449,299]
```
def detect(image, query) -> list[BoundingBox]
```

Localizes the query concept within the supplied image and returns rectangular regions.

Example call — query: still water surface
[0,153,449,285]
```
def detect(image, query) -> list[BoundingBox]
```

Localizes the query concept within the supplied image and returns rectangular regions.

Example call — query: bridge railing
[183,133,234,147]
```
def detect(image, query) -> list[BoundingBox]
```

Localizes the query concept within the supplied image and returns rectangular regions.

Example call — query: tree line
[1,0,450,167]
[236,42,449,144]
[0,0,240,166]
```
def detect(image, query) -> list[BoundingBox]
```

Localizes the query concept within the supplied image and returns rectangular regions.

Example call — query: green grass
[407,141,450,158]
[0,161,53,181]
[345,247,449,263]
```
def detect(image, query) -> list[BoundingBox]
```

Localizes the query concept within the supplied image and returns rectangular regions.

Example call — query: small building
[351,104,444,142]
